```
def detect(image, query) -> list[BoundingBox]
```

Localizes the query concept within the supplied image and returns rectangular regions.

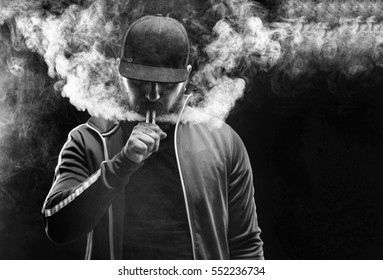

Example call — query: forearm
[228,129,264,259]
[229,222,264,260]
[42,151,142,244]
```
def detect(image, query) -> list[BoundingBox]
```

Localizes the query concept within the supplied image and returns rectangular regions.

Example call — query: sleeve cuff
[101,151,143,189]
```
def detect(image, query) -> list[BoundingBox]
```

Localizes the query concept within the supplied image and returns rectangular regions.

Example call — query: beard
[130,93,186,117]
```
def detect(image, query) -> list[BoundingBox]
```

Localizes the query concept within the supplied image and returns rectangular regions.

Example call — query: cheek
[162,92,178,107]
[127,85,148,102]
[164,85,184,103]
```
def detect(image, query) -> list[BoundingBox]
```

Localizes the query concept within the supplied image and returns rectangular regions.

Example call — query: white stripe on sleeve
[44,169,102,217]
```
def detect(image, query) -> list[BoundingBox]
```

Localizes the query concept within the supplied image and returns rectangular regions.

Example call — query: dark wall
[227,71,383,259]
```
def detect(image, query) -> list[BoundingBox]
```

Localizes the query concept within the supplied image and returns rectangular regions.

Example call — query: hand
[123,122,167,164]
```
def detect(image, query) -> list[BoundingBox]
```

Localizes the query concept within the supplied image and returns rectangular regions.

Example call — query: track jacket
[42,101,264,260]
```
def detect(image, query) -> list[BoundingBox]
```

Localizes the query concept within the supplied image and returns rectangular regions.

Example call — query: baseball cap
[119,15,190,83]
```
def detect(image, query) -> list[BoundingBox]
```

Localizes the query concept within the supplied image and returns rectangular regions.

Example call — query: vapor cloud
[0,0,279,124]
[2,0,383,124]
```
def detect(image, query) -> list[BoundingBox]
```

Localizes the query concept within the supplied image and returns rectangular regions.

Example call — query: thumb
[160,131,167,140]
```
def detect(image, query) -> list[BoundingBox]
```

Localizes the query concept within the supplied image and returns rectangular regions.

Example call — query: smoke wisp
[1,0,383,167]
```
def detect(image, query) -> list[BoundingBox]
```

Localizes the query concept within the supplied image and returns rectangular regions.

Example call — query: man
[42,15,263,260]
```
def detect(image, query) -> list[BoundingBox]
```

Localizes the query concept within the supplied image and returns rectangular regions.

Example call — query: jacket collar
[87,117,119,135]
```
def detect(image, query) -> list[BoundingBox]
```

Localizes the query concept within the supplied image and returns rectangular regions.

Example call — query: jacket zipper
[102,135,115,260]
[85,230,93,260]
[174,95,196,260]
[85,123,117,260]
[86,103,196,260]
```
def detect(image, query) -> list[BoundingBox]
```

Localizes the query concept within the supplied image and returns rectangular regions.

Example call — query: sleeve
[227,129,264,260]
[41,128,142,244]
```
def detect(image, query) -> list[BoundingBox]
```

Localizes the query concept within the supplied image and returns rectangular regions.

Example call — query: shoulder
[69,116,120,137]
[181,107,239,138]
[179,107,244,156]
[86,116,120,135]
[181,107,234,133]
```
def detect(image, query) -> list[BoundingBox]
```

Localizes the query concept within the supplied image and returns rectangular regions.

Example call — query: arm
[42,128,142,244]
[227,130,264,260]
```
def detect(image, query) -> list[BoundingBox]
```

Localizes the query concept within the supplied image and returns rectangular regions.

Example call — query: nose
[145,82,160,102]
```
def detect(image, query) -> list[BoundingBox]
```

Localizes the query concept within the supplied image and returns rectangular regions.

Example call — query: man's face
[121,77,187,117]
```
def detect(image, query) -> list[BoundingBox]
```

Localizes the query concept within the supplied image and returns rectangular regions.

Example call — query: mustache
[133,102,165,115]
[132,93,186,115]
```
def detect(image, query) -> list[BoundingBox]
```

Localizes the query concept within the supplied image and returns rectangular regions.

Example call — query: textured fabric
[119,15,190,83]
[123,124,193,259]
[42,106,264,259]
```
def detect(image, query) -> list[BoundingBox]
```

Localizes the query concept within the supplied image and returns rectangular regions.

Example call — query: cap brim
[119,61,189,83]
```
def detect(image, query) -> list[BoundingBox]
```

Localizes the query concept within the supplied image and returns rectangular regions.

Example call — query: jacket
[42,101,264,260]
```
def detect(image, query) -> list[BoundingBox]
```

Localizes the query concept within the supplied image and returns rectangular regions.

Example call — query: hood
[87,117,120,136]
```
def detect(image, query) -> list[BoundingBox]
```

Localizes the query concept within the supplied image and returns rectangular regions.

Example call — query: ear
[119,75,129,92]
[181,65,192,92]
[184,65,192,90]
[187,65,192,75]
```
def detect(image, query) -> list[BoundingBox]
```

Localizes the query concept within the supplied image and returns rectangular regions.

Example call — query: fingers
[128,135,154,154]
[137,123,167,139]
[131,131,158,153]
[123,123,167,163]
[159,131,167,140]
[133,123,166,153]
